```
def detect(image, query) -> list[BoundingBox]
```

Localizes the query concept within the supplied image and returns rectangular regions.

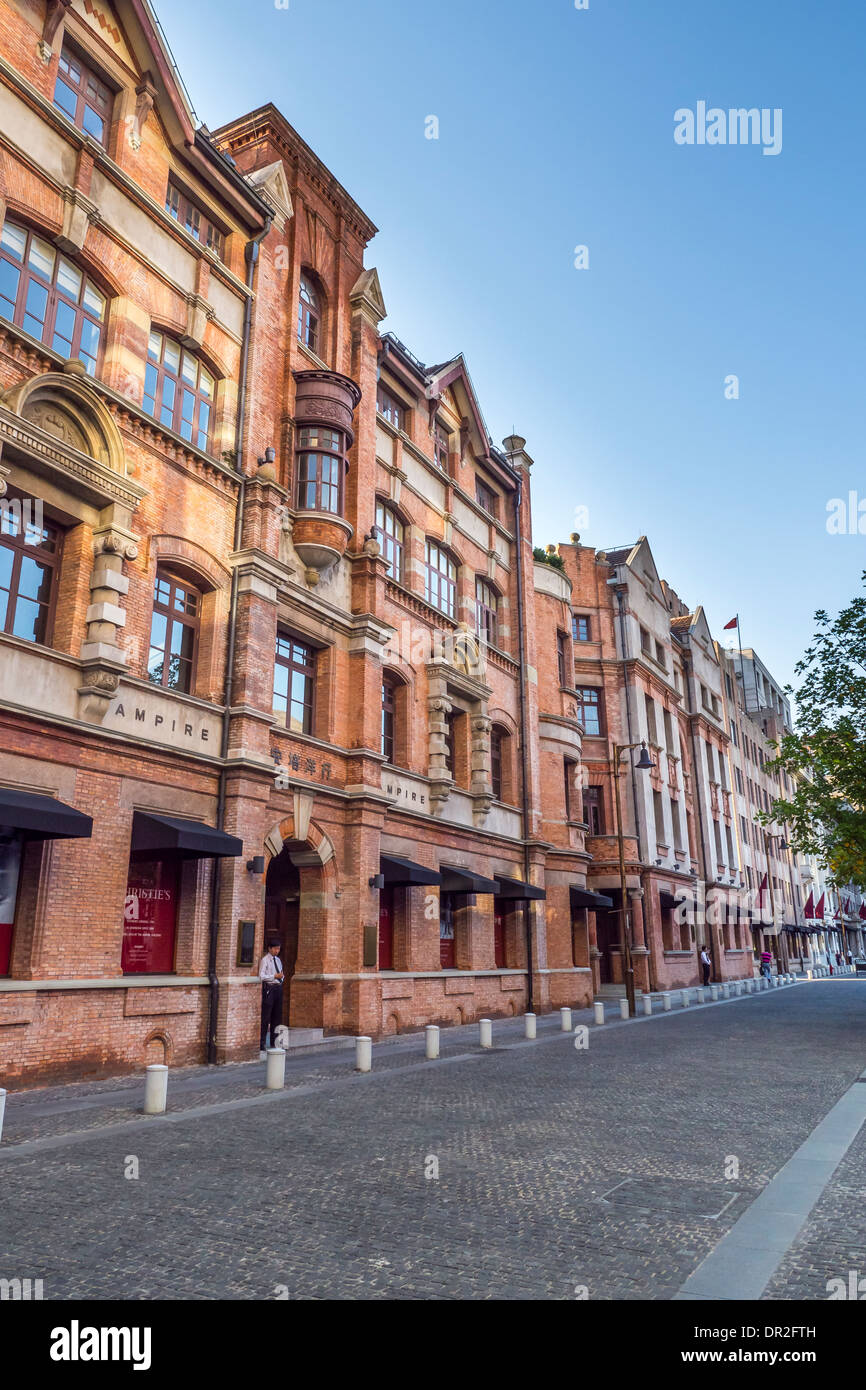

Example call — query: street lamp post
[612,740,655,1018]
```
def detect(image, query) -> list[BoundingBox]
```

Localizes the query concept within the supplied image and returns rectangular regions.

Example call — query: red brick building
[0,2,605,1087]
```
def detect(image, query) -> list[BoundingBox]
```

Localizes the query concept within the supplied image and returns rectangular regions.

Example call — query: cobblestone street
[1,978,864,1301]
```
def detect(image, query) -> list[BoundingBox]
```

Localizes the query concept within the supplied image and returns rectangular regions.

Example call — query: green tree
[763,572,866,887]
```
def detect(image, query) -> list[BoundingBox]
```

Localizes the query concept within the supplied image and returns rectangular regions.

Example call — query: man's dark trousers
[260,982,283,1050]
[702,962,711,986]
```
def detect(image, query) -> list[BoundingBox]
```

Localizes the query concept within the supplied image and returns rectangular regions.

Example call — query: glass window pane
[52,299,76,357]
[56,258,81,299]
[148,330,162,361]
[160,376,175,428]
[1,223,26,261]
[23,279,49,336]
[0,258,20,318]
[81,105,105,143]
[78,318,100,373]
[82,281,105,319]
[163,339,180,374]
[181,352,197,385]
[28,237,55,280]
[53,76,78,121]
[11,594,46,644]
[0,543,14,586]
[149,610,167,653]
[199,368,214,398]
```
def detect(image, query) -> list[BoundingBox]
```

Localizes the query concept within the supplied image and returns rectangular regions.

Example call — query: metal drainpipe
[684,651,718,978]
[513,477,533,1012]
[614,586,653,986]
[206,217,271,1065]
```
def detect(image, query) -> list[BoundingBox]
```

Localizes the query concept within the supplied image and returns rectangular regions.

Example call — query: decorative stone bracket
[58,187,100,256]
[183,294,215,352]
[38,0,71,62]
[77,523,139,723]
[129,75,158,151]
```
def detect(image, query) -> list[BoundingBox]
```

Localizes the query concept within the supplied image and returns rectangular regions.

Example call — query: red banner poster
[0,836,22,976]
[122,860,178,974]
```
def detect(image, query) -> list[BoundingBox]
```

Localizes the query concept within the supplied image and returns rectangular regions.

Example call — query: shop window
[0,833,22,975]
[122,859,179,974]
[0,219,106,375]
[439,892,456,969]
[494,901,506,969]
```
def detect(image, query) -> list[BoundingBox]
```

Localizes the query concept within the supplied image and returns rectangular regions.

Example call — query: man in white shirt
[700,947,712,987]
[258,939,285,1056]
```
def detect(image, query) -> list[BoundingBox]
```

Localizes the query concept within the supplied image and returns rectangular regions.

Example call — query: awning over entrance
[440,865,499,895]
[0,786,93,840]
[659,890,687,910]
[130,811,243,860]
[380,854,441,887]
[570,886,614,911]
[494,875,546,901]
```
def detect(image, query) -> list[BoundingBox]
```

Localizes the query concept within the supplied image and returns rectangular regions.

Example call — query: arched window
[297,272,320,353]
[0,220,106,375]
[295,425,345,514]
[375,500,404,583]
[0,493,62,646]
[424,540,456,618]
[143,331,215,452]
[475,577,498,646]
[147,569,201,694]
[381,674,397,763]
[490,726,504,801]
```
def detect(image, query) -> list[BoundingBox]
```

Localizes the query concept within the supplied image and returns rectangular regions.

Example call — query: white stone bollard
[525,1012,537,1039]
[0,1087,5,1143]
[681,989,690,1008]
[619,998,630,1020]
[266,1047,286,1089]
[806,969,813,981]
[710,985,719,1001]
[355,1036,372,1073]
[663,992,672,1011]
[642,995,653,1016]
[144,1064,168,1115]
[560,1007,573,1032]
[593,1002,605,1025]
[480,1018,493,1049]
[425,1025,440,1060]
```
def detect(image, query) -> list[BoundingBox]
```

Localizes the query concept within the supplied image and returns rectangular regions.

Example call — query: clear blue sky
[157,0,865,694]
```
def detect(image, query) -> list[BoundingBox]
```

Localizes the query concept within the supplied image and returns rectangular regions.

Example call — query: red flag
[723,617,738,630]
[860,903,866,921]
[803,890,814,919]
[814,893,825,919]
[756,872,768,908]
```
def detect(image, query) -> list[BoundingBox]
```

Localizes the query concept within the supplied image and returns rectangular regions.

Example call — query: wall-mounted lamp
[369,873,385,890]
[257,446,276,466]
[246,855,265,875]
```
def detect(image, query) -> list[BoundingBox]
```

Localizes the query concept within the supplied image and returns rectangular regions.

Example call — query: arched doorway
[264,849,300,1028]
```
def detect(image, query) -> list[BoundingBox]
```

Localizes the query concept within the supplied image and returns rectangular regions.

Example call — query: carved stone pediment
[22,399,90,455]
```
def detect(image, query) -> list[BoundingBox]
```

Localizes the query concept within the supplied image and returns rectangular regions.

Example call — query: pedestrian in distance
[760,949,773,981]
[258,938,285,1058]
[700,946,711,987]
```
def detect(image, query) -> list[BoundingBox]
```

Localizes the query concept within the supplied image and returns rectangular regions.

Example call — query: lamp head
[635,742,655,771]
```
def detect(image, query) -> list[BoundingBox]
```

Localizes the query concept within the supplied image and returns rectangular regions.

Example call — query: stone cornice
[0,405,146,510]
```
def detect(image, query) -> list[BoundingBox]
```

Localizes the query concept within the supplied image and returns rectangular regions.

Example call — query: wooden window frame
[583,784,604,835]
[572,613,590,642]
[381,674,396,764]
[165,180,225,259]
[375,499,404,582]
[273,631,316,734]
[0,494,63,647]
[434,421,450,472]
[575,686,603,737]
[53,44,113,147]
[475,475,497,517]
[557,630,569,687]
[147,569,201,694]
[475,576,499,647]
[297,272,320,353]
[0,220,106,375]
[424,539,456,618]
[376,384,407,432]
[143,330,215,453]
[295,425,346,515]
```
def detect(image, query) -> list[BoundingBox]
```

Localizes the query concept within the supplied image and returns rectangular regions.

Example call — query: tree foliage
[763,572,866,887]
